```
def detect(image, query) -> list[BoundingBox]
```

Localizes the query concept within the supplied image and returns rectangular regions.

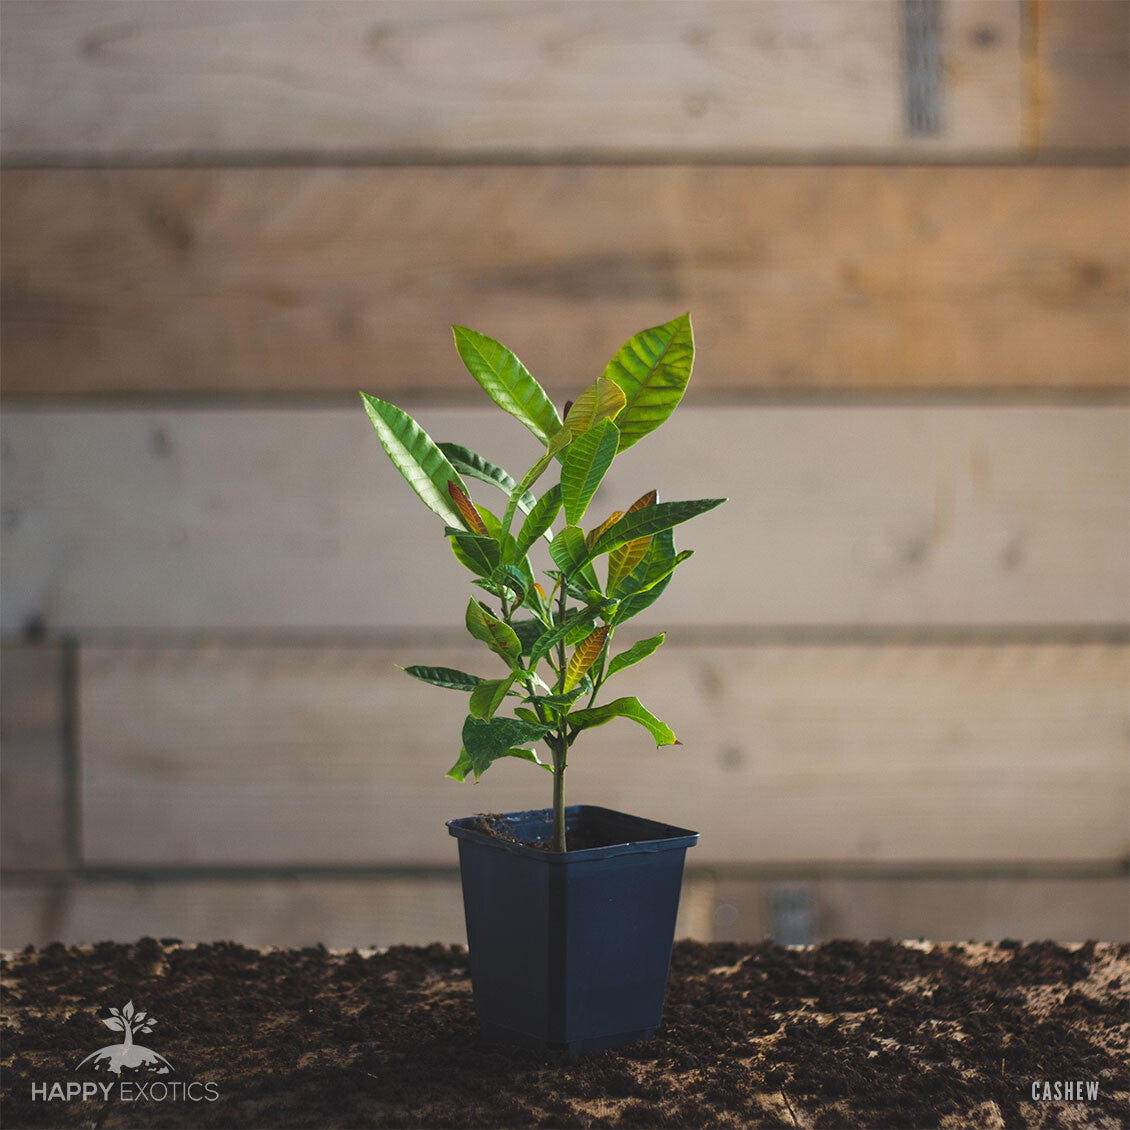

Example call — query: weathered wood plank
[77,643,1130,866]
[1037,0,1130,153]
[2,406,1125,632]
[2,167,1126,396]
[710,877,1130,943]
[0,0,1026,160]
[3,874,1124,951]
[0,646,68,868]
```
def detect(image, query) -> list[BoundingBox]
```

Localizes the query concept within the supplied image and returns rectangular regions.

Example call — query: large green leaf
[465,599,522,665]
[447,527,501,577]
[468,673,519,721]
[566,696,678,747]
[361,393,467,527]
[605,633,665,679]
[514,484,562,558]
[452,326,562,444]
[461,715,554,777]
[602,313,695,451]
[586,498,724,561]
[400,665,488,692]
[437,443,538,515]
[561,418,620,526]
[549,526,601,590]
[447,744,550,782]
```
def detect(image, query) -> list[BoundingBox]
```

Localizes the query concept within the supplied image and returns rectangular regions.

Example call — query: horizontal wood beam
[2,166,1126,396]
[75,641,1129,867]
[0,0,1033,162]
[2,405,1125,633]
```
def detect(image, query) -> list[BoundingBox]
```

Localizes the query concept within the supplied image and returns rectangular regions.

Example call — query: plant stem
[552,580,569,851]
[552,748,567,852]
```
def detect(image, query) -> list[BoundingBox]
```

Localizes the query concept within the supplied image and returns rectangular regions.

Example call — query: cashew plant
[362,314,723,851]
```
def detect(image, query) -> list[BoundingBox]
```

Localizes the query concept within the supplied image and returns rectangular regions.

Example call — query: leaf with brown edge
[564,377,627,437]
[563,625,609,691]
[585,510,623,552]
[447,481,489,536]
[608,534,651,594]
[607,489,656,591]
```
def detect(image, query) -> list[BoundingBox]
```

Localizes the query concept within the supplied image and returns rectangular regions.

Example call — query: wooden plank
[2,166,1126,396]
[710,877,1130,943]
[0,646,68,867]
[0,875,713,950]
[5,874,1125,950]
[1037,0,1130,153]
[0,0,1026,160]
[2,405,1125,632]
[77,643,1129,866]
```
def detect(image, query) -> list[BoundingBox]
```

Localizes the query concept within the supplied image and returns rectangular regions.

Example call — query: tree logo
[74,1001,173,1075]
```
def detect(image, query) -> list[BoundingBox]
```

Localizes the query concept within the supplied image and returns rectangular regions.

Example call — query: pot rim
[447,804,699,863]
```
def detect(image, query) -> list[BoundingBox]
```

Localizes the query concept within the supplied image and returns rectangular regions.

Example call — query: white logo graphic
[74,1001,173,1075]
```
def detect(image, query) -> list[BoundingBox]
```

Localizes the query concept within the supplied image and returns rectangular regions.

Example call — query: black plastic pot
[447,804,698,1053]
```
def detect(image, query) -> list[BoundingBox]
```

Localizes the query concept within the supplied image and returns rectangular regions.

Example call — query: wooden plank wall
[2,0,1127,950]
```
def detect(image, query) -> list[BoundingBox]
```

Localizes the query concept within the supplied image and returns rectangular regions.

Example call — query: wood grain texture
[1036,0,1130,152]
[2,167,1126,396]
[0,0,1026,160]
[2,874,1124,951]
[711,877,1130,943]
[0,875,714,950]
[77,643,1130,867]
[2,405,1126,632]
[0,646,68,868]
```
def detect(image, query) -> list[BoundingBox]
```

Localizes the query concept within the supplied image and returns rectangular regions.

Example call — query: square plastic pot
[447,804,698,1053]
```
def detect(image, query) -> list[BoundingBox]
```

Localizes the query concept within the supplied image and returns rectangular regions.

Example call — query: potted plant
[362,313,724,1052]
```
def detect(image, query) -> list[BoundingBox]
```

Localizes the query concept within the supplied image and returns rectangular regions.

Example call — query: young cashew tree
[362,313,723,851]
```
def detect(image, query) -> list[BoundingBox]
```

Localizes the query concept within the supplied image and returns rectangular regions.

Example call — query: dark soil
[468,813,616,852]
[2,938,1126,1129]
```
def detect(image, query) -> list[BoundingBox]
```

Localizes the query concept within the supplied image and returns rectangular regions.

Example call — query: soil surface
[2,938,1126,1129]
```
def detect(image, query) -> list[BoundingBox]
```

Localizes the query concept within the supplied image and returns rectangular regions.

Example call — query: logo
[74,1001,172,1075]
[30,999,219,1105]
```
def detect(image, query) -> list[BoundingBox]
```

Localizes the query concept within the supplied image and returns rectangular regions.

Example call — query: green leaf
[561,418,620,526]
[468,674,518,721]
[524,685,588,710]
[605,633,666,679]
[511,618,548,656]
[490,564,529,604]
[452,326,562,444]
[447,528,501,577]
[465,598,522,665]
[529,607,600,664]
[566,696,678,747]
[515,484,562,558]
[462,715,554,777]
[586,498,724,561]
[602,313,695,451]
[447,744,550,782]
[437,443,537,516]
[361,393,467,527]
[549,526,602,590]
[401,665,488,692]
[564,376,627,437]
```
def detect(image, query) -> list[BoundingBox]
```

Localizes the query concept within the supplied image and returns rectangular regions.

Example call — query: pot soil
[2,938,1126,1129]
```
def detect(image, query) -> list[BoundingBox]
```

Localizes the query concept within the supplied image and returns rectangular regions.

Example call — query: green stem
[552,580,569,851]
[552,745,567,853]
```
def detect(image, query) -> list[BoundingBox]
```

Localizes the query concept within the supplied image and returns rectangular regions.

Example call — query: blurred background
[1,0,1127,950]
